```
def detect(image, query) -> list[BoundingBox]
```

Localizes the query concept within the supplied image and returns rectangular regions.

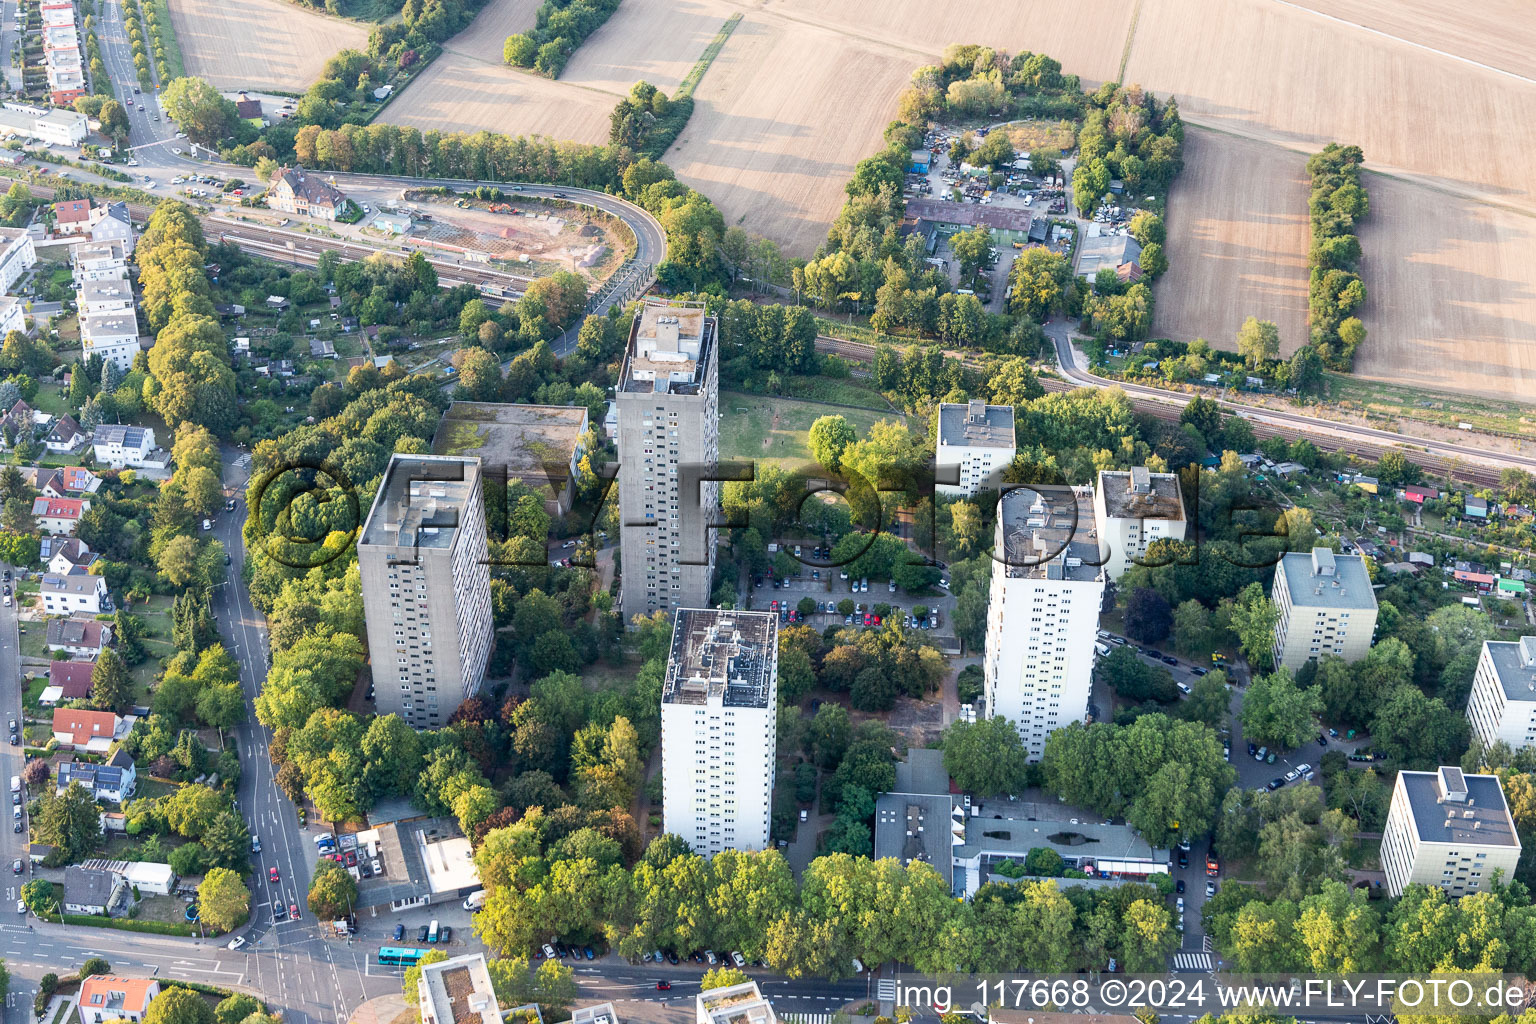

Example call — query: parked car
[1206,881,1217,897]
[543,944,557,960]
[420,926,431,942]
[1175,879,1185,894]
[731,951,747,968]
[394,924,405,941]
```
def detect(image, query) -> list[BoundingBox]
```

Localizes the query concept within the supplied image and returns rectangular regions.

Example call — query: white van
[462,890,486,911]
[8,776,18,794]
[1093,642,1110,657]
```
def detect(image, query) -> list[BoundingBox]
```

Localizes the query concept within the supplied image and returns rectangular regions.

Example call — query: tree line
[472,826,1182,977]
[1305,143,1369,369]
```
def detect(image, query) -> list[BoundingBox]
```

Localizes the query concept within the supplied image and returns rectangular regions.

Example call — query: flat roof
[954,813,1166,863]
[620,300,713,395]
[1279,548,1378,611]
[937,401,1015,449]
[78,311,137,338]
[874,791,958,891]
[420,954,500,1024]
[662,609,776,709]
[78,277,132,303]
[997,485,1101,581]
[698,982,777,1024]
[893,747,950,796]
[1483,637,1536,702]
[360,453,480,551]
[432,402,586,496]
[1098,468,1185,522]
[1400,768,1519,848]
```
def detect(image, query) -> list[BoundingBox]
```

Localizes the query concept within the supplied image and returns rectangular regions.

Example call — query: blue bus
[379,947,428,967]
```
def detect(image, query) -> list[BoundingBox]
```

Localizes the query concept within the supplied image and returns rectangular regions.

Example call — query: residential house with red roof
[32,495,90,535]
[53,199,92,235]
[76,975,161,1024]
[52,708,123,752]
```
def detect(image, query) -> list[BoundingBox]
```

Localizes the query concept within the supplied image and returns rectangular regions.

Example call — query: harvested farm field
[559,0,735,97]
[758,0,1134,85]
[383,0,615,141]
[1152,127,1312,356]
[168,0,367,92]
[385,53,615,142]
[1276,0,1536,80]
[1349,175,1536,402]
[1122,0,1536,212]
[664,15,914,255]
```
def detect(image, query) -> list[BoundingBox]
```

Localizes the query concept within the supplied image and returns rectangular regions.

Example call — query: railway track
[812,334,1508,488]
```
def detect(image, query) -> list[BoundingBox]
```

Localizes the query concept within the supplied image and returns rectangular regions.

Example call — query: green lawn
[776,375,897,412]
[720,392,906,472]
[19,624,48,660]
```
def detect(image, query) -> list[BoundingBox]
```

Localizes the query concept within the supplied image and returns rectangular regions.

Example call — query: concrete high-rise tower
[358,454,493,729]
[615,300,719,625]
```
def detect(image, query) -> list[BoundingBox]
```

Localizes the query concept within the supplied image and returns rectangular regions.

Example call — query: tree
[214,995,263,1024]
[1240,669,1322,749]
[90,648,132,710]
[1230,583,1280,670]
[159,77,236,147]
[1120,899,1179,972]
[1296,878,1381,973]
[1180,671,1231,727]
[197,868,250,933]
[1124,587,1172,643]
[533,958,576,1014]
[1171,600,1214,657]
[454,347,504,401]
[144,987,215,1024]
[949,225,992,276]
[942,716,1031,796]
[700,967,750,990]
[808,415,857,474]
[308,860,359,919]
[34,781,101,861]
[1009,248,1073,321]
[78,957,110,980]
[504,33,538,66]
[21,878,57,917]
[1236,316,1280,368]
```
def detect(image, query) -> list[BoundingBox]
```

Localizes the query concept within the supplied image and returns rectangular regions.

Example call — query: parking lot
[745,568,957,632]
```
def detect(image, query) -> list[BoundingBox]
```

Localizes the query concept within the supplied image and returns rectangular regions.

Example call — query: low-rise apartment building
[1380,765,1521,897]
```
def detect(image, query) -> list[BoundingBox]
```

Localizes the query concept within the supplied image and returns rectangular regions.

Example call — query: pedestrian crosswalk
[1174,952,1214,972]
[783,1015,832,1024]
